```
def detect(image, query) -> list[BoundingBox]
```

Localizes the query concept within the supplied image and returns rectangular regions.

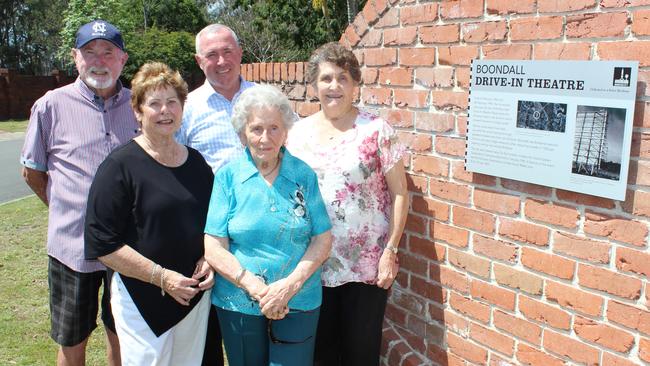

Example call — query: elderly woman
[84,62,214,365]
[204,84,332,366]
[287,42,409,366]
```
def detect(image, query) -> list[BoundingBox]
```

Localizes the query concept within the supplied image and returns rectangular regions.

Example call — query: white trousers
[111,273,211,366]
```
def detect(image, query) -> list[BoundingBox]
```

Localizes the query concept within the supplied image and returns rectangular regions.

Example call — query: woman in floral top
[287,42,408,366]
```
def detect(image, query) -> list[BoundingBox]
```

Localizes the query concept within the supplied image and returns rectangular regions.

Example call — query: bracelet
[149,264,159,284]
[384,244,399,254]
[235,268,247,288]
[160,268,166,296]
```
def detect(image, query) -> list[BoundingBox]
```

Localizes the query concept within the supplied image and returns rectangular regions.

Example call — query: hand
[240,271,269,303]
[376,249,399,289]
[162,269,200,306]
[193,257,215,291]
[259,278,300,319]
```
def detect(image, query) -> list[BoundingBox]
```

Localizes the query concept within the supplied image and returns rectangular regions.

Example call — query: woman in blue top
[204,85,332,366]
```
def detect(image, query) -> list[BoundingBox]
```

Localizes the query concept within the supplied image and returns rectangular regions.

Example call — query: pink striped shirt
[21,78,139,272]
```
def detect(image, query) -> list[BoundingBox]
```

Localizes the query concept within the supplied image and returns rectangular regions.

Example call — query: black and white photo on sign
[516,100,567,132]
[572,105,626,181]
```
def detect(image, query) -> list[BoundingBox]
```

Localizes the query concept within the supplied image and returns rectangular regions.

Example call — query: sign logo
[92,21,107,35]
[613,67,631,87]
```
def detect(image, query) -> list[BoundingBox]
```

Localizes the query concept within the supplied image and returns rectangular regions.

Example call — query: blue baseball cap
[75,20,125,50]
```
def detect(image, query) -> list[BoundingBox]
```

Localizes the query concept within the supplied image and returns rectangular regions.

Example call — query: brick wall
[0,69,76,120]
[245,0,650,365]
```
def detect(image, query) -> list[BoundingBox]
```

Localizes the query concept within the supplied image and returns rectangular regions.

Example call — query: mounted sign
[466,60,638,201]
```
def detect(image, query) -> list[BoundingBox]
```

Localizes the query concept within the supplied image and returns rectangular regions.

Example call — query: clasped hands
[165,257,214,306]
[246,276,298,320]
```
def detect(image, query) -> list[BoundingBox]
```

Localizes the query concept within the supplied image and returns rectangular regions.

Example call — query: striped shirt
[21,78,139,272]
[175,78,255,172]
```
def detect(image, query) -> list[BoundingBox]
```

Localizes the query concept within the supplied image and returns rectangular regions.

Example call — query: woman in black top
[85,62,214,365]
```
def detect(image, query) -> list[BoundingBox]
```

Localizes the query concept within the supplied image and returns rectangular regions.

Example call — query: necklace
[262,158,280,178]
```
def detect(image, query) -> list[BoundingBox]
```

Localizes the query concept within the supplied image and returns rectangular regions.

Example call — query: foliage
[0,119,28,133]
[212,0,364,63]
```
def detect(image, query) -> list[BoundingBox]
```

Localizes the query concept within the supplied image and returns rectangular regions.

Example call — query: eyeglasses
[267,309,315,345]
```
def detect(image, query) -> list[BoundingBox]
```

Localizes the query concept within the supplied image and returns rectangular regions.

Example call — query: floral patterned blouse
[287,111,406,287]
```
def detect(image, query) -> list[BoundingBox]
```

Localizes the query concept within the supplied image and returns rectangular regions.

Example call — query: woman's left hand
[376,249,399,289]
[259,278,299,320]
[193,257,215,291]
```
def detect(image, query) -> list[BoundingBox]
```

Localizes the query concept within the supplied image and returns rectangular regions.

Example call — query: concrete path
[0,132,33,204]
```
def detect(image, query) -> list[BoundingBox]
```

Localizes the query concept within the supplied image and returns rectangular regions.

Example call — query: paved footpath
[0,132,33,204]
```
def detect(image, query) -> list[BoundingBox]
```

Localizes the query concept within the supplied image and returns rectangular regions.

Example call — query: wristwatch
[385,244,399,254]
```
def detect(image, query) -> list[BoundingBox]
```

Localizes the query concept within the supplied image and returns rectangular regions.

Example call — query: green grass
[0,119,29,133]
[0,196,109,365]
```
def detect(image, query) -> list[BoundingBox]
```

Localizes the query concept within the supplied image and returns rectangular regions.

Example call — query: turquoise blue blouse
[205,147,332,315]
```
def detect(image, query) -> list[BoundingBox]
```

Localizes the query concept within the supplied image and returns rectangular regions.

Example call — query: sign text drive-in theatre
[466,60,638,201]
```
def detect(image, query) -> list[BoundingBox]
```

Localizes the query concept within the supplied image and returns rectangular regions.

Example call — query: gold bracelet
[149,264,159,284]
[160,268,166,296]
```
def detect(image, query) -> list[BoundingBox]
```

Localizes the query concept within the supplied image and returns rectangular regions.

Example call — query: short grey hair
[195,24,239,54]
[231,85,297,134]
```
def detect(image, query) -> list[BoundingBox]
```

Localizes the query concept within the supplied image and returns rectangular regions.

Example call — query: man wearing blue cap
[21,20,137,366]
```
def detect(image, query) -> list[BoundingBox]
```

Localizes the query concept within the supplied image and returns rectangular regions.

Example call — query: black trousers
[201,305,224,366]
[314,282,388,366]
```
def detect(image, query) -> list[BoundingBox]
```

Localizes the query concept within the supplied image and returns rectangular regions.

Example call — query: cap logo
[92,21,107,35]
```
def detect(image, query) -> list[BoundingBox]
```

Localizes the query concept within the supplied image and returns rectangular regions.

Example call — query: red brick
[510,16,564,40]
[440,0,485,20]
[400,3,438,25]
[449,291,490,323]
[462,21,508,43]
[501,178,551,196]
[432,221,469,248]
[361,0,379,25]
[411,275,445,304]
[273,63,281,82]
[472,323,515,356]
[415,67,453,88]
[640,337,650,363]
[429,179,471,204]
[456,67,471,88]
[578,264,642,300]
[473,189,520,215]
[392,287,427,314]
[566,12,629,38]
[452,206,495,234]
[365,48,397,66]
[434,136,465,157]
[381,109,413,128]
[409,235,446,262]
[446,332,488,365]
[384,27,417,46]
[473,235,518,263]
[574,316,635,353]
[545,280,603,317]
[443,309,469,334]
[638,72,650,97]
[397,132,431,152]
[483,44,533,60]
[394,89,428,108]
[538,0,597,11]
[602,352,640,366]
[471,279,516,310]
[400,48,435,67]
[534,43,592,60]
[623,189,650,218]
[451,161,497,186]
[553,230,611,264]
[387,340,410,366]
[399,251,428,274]
[494,263,543,295]
[631,132,650,158]
[555,189,616,209]
[406,174,427,194]
[499,218,549,246]
[494,310,542,345]
[352,11,369,36]
[379,67,414,87]
[598,41,650,67]
[634,9,650,36]
[411,195,450,220]
[543,330,600,365]
[584,211,647,247]
[521,247,575,280]
[435,264,470,293]
[449,248,491,278]
[608,300,650,335]
[486,0,535,14]
[519,295,571,330]
[259,63,267,81]
[405,214,426,234]
[375,8,399,28]
[634,101,650,129]
[438,45,479,66]
[361,87,392,106]
[616,246,650,277]
[296,102,320,117]
[517,343,566,366]
[601,0,650,7]
[287,84,306,100]
[419,24,460,44]
[362,67,379,85]
[414,112,454,133]
[646,282,650,308]
[371,0,388,15]
[431,90,468,110]
[360,29,382,47]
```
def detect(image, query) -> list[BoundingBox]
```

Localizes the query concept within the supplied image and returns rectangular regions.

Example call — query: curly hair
[306,42,361,85]
[130,62,188,114]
